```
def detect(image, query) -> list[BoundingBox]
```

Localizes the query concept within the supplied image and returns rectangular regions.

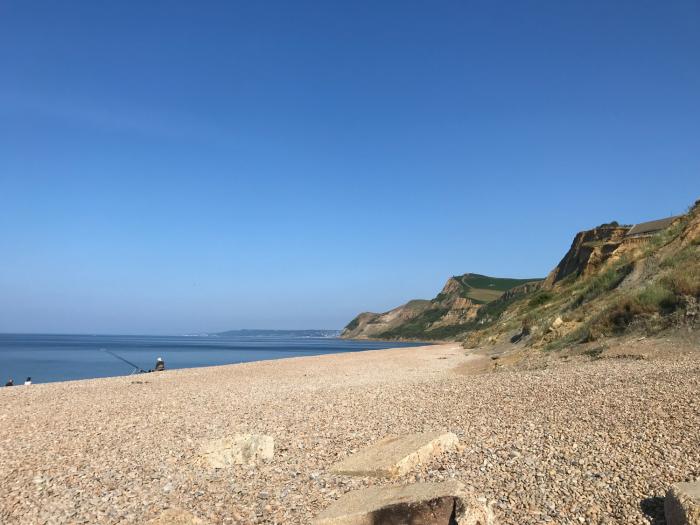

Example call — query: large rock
[313,481,496,525]
[199,434,274,468]
[331,432,458,478]
[666,481,700,525]
[146,508,207,524]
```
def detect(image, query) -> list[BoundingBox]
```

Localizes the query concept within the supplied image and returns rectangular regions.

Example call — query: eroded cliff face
[439,277,464,297]
[499,281,543,302]
[543,226,630,287]
[431,296,481,327]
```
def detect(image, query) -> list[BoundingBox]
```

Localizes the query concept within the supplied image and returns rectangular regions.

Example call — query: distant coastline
[215,329,341,338]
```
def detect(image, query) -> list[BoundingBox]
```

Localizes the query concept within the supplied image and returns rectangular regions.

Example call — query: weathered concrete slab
[666,481,700,525]
[313,481,496,525]
[199,433,274,468]
[146,508,207,524]
[331,432,458,478]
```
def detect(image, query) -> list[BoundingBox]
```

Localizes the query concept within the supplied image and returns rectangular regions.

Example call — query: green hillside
[342,273,544,340]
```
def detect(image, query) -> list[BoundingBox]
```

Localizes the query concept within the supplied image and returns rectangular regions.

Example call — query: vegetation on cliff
[342,199,700,348]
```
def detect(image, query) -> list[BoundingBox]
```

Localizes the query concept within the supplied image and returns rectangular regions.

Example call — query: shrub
[659,245,696,269]
[635,283,678,313]
[528,291,553,308]
[665,272,700,297]
[604,298,648,332]
[571,262,633,308]
[660,250,700,297]
[595,282,678,335]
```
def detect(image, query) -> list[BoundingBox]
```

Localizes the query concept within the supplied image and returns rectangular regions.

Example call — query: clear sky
[1,1,698,334]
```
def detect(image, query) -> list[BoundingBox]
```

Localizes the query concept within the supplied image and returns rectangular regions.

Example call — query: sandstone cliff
[543,225,630,287]
[342,199,699,347]
[463,202,699,349]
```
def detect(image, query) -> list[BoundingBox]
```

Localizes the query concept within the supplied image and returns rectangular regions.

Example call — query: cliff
[342,199,700,347]
[462,202,699,349]
[543,225,630,287]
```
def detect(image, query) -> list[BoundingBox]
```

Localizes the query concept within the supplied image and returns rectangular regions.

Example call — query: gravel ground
[1,338,699,524]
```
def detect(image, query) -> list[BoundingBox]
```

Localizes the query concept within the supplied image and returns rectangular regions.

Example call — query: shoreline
[1,338,699,524]
[2,341,443,388]
[0,335,430,387]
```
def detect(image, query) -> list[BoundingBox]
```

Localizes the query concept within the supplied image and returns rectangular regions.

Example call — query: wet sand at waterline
[1,338,699,524]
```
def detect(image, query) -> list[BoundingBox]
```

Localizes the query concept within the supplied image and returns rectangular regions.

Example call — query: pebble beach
[1,337,699,524]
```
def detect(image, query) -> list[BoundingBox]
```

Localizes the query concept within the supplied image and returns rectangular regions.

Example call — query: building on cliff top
[626,216,680,238]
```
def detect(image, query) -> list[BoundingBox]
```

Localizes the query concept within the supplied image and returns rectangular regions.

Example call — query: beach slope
[1,339,699,524]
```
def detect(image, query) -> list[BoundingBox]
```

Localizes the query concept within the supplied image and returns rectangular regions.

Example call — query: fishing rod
[101,348,148,374]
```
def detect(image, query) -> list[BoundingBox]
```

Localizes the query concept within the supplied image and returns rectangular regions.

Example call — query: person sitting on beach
[154,357,165,372]
[24,377,32,386]
[4,378,13,387]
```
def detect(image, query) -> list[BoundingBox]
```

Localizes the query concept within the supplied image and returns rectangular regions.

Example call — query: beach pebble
[0,340,698,524]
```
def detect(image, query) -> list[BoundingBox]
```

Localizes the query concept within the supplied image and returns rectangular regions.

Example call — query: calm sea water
[0,332,422,384]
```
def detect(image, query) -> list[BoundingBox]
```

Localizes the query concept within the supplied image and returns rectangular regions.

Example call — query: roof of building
[626,216,680,237]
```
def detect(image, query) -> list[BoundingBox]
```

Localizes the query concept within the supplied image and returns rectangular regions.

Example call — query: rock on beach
[199,434,274,468]
[666,481,700,525]
[331,431,459,478]
[313,481,496,525]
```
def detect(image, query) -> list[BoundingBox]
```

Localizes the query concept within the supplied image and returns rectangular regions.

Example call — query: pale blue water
[0,331,423,384]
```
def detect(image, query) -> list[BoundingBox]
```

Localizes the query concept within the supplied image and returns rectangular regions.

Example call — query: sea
[0,331,423,384]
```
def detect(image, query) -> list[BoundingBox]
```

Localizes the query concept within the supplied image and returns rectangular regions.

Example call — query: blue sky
[1,1,698,334]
